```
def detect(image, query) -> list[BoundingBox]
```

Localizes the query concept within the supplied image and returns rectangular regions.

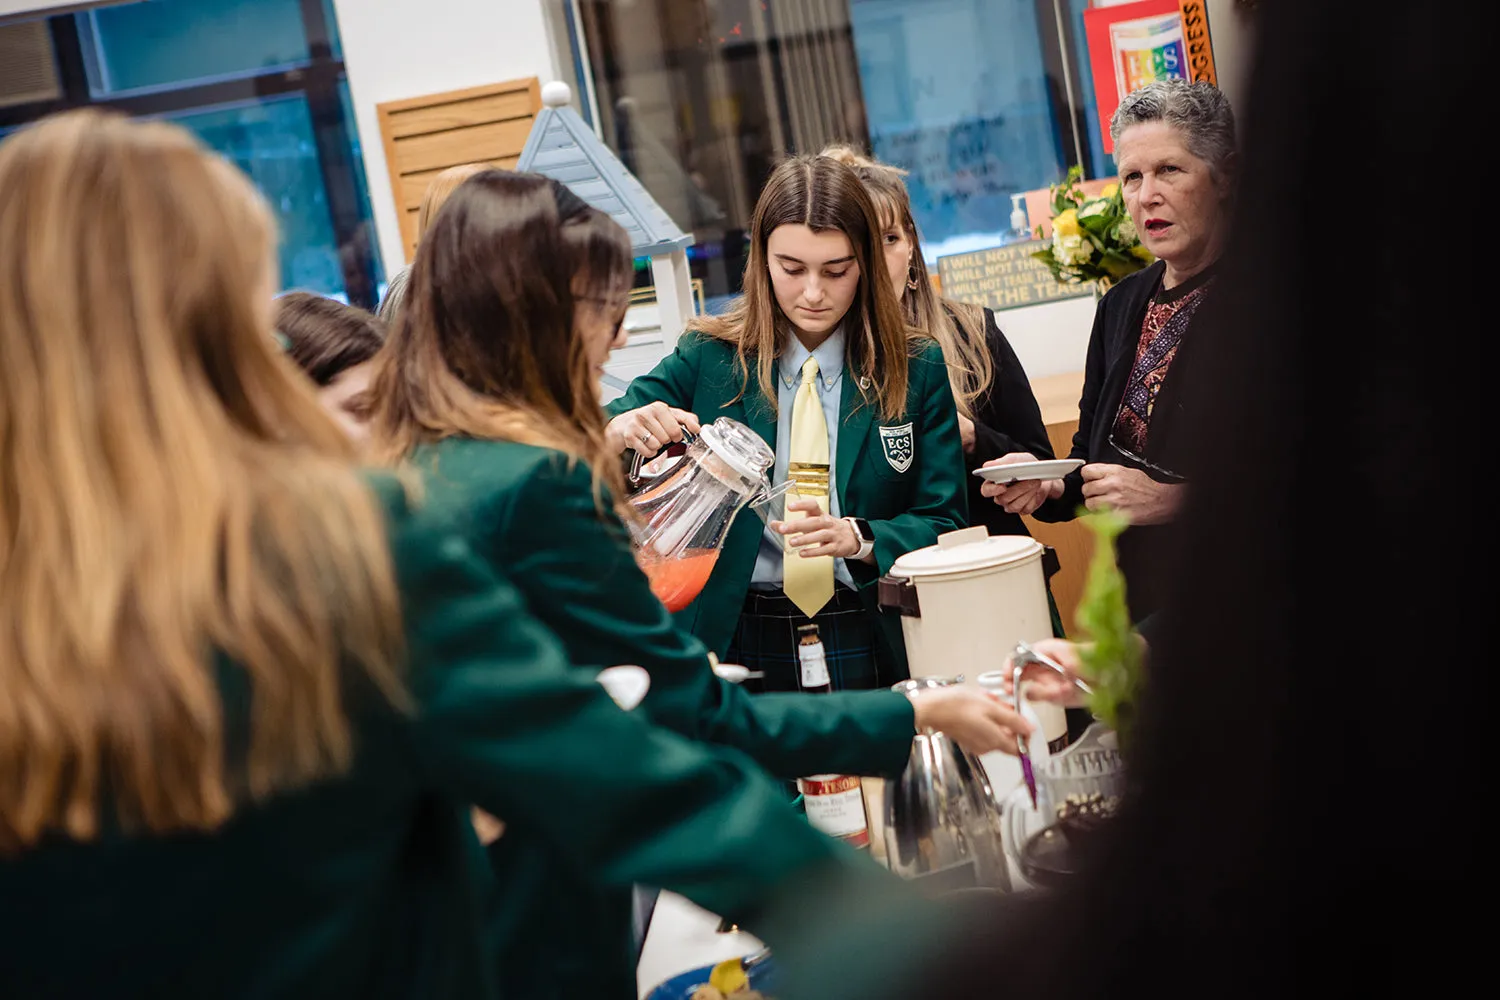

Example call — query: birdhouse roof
[517,83,693,257]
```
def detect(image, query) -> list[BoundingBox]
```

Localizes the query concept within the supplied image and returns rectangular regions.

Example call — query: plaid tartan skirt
[726,586,882,694]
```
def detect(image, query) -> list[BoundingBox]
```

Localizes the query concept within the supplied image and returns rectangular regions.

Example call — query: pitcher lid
[888,529,1043,580]
[698,417,774,483]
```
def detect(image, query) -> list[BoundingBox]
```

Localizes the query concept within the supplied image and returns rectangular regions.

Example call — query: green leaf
[1073,509,1145,751]
[1078,210,1112,235]
[1098,249,1144,278]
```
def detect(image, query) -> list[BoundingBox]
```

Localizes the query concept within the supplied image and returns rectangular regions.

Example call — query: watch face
[855,519,875,542]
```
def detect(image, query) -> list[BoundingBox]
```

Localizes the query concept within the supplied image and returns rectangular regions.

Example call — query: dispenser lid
[888,528,1043,580]
[698,417,774,482]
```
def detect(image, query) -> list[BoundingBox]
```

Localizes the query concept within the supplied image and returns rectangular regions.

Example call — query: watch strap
[844,516,875,560]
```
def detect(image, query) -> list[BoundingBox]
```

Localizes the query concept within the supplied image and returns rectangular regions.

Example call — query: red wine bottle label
[798,641,830,689]
[798,774,869,848]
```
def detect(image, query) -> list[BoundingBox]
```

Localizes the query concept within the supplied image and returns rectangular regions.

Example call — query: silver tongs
[1010,641,1094,810]
[1014,640,1093,696]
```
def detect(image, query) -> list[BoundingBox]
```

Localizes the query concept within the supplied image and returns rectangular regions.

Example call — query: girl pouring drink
[365,167,1030,1000]
[607,154,968,693]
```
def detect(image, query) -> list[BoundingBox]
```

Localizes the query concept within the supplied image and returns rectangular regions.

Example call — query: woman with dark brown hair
[0,111,910,1000]
[274,291,385,448]
[607,154,968,692]
[366,167,1024,1000]
[377,162,488,325]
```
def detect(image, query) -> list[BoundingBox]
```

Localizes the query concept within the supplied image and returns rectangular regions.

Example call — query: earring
[906,263,921,291]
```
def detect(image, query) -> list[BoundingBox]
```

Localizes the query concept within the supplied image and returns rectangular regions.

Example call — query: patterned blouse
[1111,268,1216,455]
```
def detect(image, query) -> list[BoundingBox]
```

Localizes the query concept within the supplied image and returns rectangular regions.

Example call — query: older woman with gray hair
[981,79,1236,622]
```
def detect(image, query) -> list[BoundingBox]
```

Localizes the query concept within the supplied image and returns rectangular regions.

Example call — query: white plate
[596,665,650,710]
[971,458,1084,484]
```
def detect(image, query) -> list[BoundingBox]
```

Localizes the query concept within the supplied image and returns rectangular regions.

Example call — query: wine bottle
[794,624,870,849]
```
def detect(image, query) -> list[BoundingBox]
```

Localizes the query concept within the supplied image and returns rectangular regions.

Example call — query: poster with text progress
[1085,0,1199,154]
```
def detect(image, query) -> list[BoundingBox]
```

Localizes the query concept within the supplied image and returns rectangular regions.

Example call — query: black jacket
[961,307,1054,538]
[1033,260,1210,621]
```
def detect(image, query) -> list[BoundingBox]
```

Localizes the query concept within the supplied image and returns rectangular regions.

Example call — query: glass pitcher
[626,417,775,612]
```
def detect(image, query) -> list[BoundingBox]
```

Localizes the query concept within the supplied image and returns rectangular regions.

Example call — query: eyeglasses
[1107,430,1186,483]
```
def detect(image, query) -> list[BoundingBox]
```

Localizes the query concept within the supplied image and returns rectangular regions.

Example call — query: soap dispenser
[1009,193,1029,242]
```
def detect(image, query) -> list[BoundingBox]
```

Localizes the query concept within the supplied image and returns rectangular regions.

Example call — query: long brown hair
[693,155,919,420]
[819,145,993,420]
[368,171,633,508]
[0,112,406,852]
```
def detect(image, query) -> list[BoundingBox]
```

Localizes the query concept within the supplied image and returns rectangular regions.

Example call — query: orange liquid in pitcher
[638,550,720,612]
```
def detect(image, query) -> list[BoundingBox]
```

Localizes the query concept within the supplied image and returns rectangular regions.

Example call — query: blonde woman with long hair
[606,155,969,691]
[820,148,1055,534]
[0,111,897,1000]
[820,147,1064,637]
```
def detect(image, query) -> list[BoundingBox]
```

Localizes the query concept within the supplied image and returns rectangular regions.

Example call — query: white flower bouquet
[1031,166,1155,287]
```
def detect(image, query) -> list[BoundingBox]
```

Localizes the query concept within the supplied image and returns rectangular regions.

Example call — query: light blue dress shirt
[749,328,856,591]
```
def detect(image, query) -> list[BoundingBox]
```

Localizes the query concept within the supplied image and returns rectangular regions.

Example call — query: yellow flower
[1053,209,1081,238]
[1130,244,1155,262]
[1100,183,1119,200]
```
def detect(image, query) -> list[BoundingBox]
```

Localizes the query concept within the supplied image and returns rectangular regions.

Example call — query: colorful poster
[1084,0,1215,154]
[1110,13,1187,97]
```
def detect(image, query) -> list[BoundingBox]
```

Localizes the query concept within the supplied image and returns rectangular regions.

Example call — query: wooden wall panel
[376,77,541,262]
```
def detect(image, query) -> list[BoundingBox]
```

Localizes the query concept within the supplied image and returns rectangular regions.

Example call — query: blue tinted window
[166,96,347,299]
[85,0,309,94]
[850,0,1067,261]
[324,0,343,57]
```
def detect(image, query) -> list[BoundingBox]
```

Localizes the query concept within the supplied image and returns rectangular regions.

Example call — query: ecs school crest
[878,423,914,473]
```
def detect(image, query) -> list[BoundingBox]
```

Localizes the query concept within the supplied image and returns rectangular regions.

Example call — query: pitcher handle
[626,428,697,488]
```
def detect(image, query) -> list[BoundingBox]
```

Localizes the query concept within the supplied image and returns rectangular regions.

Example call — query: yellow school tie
[784,356,834,618]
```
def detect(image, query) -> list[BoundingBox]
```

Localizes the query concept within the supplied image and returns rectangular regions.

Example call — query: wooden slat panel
[376,77,541,263]
[385,90,537,140]
[394,118,534,176]
[398,155,520,210]
[376,77,537,116]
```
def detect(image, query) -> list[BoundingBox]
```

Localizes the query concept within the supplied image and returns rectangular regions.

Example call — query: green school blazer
[606,333,970,679]
[0,475,877,1000]
[411,436,919,999]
